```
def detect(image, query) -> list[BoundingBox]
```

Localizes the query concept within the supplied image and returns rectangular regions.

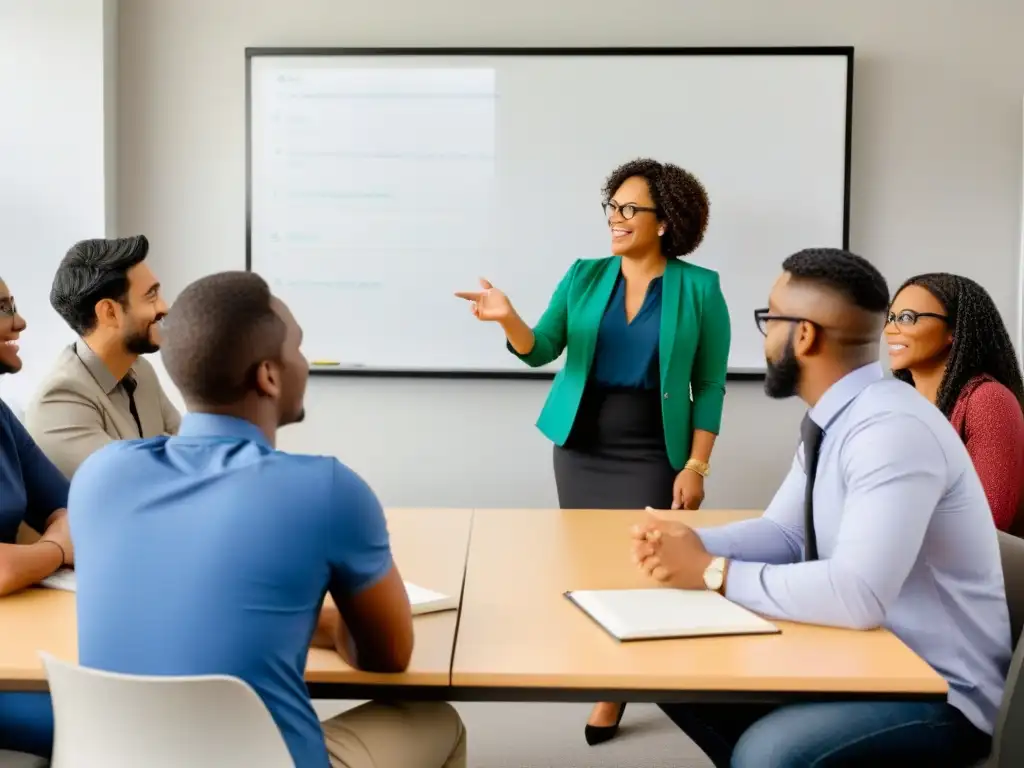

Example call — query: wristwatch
[684,459,710,477]
[703,556,727,592]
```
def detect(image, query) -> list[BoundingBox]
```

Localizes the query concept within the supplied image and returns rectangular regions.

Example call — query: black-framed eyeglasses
[0,297,16,318]
[886,309,948,327]
[602,201,658,220]
[754,307,815,337]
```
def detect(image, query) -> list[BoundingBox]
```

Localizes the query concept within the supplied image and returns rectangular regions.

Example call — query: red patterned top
[949,375,1024,532]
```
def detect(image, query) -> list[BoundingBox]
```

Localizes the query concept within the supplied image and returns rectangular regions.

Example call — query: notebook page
[404,581,457,614]
[39,569,77,592]
[569,588,777,639]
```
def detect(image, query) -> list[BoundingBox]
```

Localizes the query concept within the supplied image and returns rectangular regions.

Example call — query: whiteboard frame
[245,46,855,380]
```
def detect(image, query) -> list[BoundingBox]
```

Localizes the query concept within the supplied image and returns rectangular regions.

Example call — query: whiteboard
[247,48,852,375]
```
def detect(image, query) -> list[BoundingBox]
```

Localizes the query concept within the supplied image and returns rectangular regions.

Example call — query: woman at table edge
[887,272,1024,533]
[0,275,75,759]
[456,158,731,745]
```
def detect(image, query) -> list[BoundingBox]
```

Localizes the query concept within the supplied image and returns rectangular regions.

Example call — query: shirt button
[663,392,669,399]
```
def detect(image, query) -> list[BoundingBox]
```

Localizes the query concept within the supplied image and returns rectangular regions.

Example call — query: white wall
[0,0,117,414]
[111,0,1023,509]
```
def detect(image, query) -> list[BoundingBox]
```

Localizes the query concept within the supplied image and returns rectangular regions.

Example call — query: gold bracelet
[684,459,710,477]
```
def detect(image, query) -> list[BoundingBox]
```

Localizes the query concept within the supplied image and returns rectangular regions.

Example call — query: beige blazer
[24,342,181,478]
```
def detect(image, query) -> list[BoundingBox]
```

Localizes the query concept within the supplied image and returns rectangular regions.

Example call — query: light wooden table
[0,508,472,695]
[0,589,74,692]
[451,508,948,703]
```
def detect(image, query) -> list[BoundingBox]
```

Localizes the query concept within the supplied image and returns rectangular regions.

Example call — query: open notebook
[565,588,780,641]
[39,570,456,615]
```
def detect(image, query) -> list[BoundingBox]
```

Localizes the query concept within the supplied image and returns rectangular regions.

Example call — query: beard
[0,361,16,375]
[764,329,801,400]
[125,322,161,355]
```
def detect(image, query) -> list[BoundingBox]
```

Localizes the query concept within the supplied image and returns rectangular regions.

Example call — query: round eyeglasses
[602,201,658,220]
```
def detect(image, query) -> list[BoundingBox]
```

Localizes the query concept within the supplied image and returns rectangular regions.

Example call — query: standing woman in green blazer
[456,158,731,745]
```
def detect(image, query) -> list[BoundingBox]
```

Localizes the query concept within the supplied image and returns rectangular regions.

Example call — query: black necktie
[800,413,825,561]
[122,374,144,438]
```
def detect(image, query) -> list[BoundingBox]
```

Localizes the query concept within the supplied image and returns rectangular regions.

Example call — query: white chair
[0,750,47,768]
[39,653,293,768]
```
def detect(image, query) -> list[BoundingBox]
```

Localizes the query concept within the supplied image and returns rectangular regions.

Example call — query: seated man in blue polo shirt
[68,271,466,768]
[0,274,73,760]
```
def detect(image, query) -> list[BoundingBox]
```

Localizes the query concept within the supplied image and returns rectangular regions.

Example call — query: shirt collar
[809,362,884,430]
[176,413,272,448]
[74,340,120,395]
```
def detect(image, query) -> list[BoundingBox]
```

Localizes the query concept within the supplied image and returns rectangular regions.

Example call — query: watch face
[704,569,724,591]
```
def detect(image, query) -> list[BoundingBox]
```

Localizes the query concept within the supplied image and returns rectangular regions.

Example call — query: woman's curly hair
[602,158,710,258]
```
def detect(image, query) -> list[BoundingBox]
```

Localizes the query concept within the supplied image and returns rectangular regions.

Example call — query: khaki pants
[324,701,466,768]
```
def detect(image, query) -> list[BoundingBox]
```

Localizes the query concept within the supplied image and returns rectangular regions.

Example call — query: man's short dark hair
[781,248,890,314]
[50,235,150,335]
[161,271,287,407]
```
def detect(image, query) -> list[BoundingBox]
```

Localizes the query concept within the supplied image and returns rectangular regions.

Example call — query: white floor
[315,701,712,767]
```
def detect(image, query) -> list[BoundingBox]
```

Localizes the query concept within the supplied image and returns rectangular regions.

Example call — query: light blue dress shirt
[699,362,1011,734]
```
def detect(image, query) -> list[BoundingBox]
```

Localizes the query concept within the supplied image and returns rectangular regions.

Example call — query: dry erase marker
[310,361,340,366]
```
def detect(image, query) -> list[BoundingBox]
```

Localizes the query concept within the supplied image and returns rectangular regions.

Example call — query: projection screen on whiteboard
[246,47,853,377]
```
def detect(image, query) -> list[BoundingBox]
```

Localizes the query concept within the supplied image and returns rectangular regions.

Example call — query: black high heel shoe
[584,702,626,746]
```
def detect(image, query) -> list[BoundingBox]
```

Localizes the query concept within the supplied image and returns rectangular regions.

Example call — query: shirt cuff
[723,559,767,611]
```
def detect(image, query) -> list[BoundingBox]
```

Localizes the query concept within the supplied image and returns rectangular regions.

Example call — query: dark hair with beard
[160,271,287,408]
[765,249,889,400]
[50,236,151,337]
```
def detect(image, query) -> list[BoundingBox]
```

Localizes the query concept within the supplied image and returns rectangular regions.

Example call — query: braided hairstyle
[602,158,709,258]
[891,273,1024,417]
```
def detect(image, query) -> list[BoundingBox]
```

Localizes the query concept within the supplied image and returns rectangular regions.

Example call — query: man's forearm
[312,604,357,665]
[0,541,63,596]
[725,559,888,630]
[697,518,803,565]
[500,312,535,356]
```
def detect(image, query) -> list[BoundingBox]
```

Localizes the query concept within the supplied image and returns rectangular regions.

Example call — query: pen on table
[310,361,341,366]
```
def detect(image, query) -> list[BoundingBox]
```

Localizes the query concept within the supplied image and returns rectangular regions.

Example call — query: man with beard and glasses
[69,272,466,768]
[24,235,181,478]
[630,248,1010,767]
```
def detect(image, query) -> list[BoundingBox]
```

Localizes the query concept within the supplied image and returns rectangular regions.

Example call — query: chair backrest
[999,532,1024,644]
[988,532,1024,766]
[40,652,294,768]
[0,750,47,768]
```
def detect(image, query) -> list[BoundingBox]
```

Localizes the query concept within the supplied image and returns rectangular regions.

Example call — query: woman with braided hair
[455,158,731,745]
[887,273,1024,532]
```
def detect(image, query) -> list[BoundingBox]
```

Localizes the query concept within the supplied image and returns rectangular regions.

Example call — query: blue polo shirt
[68,414,393,768]
[0,398,68,543]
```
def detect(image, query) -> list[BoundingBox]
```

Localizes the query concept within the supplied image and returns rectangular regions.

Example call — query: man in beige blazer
[25,235,181,478]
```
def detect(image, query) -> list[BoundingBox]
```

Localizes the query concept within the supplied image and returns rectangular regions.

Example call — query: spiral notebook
[565,588,780,641]
[39,570,456,615]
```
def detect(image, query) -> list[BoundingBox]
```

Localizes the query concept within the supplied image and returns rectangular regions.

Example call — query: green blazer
[511,256,731,470]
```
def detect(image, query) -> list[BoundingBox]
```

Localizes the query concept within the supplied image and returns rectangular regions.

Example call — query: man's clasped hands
[630,510,720,591]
